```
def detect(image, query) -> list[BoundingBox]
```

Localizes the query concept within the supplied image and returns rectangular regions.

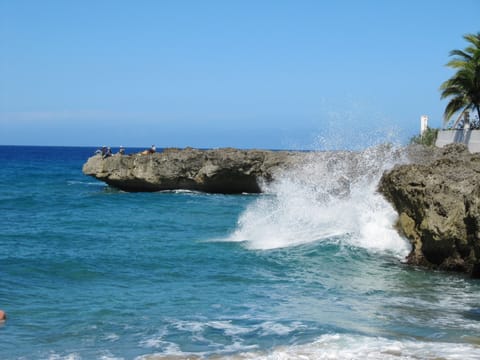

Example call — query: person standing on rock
[103,147,112,158]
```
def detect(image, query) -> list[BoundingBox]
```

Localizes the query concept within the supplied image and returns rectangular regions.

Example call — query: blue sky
[0,0,478,149]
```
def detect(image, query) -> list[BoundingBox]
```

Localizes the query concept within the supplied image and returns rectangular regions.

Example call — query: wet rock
[379,144,480,277]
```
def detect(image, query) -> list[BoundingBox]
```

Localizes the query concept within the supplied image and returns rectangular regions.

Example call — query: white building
[420,115,428,136]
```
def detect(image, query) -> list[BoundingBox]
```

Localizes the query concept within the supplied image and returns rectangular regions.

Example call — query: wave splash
[228,145,410,256]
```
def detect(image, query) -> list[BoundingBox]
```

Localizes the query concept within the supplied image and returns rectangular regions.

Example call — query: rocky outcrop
[379,144,480,277]
[84,143,480,276]
[82,147,305,194]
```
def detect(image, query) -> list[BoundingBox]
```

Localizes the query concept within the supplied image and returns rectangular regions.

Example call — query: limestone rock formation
[82,147,304,194]
[379,144,480,277]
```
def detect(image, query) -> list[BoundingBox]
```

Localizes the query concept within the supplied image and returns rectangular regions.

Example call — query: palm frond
[444,97,467,123]
[463,33,480,48]
[446,59,468,69]
[449,49,472,61]
[441,32,480,126]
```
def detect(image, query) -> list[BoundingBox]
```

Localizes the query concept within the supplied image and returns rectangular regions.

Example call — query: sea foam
[135,333,480,360]
[213,334,480,360]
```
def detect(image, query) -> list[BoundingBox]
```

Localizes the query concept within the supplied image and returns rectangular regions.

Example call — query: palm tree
[440,32,480,128]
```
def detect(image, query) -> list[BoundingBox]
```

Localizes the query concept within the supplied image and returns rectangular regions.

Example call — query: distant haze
[1,0,478,149]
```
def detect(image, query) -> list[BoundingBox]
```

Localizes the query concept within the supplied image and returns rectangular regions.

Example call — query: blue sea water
[1,145,479,359]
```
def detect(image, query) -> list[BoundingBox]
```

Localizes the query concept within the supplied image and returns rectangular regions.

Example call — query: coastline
[82,144,480,277]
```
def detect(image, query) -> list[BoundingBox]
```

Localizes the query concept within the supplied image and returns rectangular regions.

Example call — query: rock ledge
[379,144,480,277]
[82,147,304,194]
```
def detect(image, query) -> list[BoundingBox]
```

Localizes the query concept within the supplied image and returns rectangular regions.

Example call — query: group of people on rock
[95,145,156,158]
[95,146,125,158]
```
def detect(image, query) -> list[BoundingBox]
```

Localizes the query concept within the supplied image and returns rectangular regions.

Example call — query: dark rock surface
[379,144,480,277]
[82,147,305,194]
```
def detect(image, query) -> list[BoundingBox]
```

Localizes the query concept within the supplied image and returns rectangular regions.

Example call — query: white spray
[228,144,411,257]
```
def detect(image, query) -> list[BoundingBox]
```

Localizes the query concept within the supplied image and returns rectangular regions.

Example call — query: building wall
[435,130,480,153]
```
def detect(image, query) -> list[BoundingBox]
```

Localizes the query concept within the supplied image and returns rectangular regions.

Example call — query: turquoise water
[1,146,479,359]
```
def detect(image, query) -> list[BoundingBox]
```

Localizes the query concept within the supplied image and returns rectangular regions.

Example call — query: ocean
[1,145,479,359]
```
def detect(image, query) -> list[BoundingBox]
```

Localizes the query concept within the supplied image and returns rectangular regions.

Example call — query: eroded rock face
[82,147,304,194]
[379,144,480,277]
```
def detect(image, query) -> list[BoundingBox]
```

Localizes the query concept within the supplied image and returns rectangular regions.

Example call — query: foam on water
[227,145,410,257]
[136,334,480,360]
[211,334,480,360]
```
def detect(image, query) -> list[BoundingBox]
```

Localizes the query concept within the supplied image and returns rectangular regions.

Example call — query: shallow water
[0,146,479,359]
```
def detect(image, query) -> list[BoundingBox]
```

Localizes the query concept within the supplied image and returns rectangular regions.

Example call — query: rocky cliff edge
[379,144,480,277]
[82,147,304,194]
